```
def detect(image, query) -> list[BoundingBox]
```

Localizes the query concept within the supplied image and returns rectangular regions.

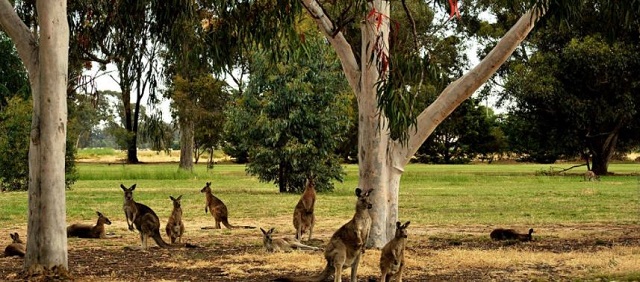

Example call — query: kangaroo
[120,184,176,249]
[293,178,316,241]
[165,195,185,244]
[490,228,534,241]
[200,182,255,229]
[380,221,410,282]
[260,227,321,253]
[4,233,25,257]
[584,170,599,181]
[67,211,112,239]
[276,188,373,282]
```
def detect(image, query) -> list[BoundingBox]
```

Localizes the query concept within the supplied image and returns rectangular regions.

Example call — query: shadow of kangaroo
[293,178,316,241]
[275,188,373,282]
[165,195,185,244]
[490,228,534,241]
[121,184,194,249]
[200,182,255,229]
[260,227,321,253]
[67,211,112,239]
[3,233,25,257]
[380,221,410,282]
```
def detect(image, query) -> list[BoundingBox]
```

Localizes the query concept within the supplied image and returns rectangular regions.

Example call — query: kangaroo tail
[152,230,175,248]
[222,218,256,229]
[274,263,332,282]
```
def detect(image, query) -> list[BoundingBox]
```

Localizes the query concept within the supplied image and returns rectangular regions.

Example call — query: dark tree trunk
[586,120,624,176]
[179,118,194,171]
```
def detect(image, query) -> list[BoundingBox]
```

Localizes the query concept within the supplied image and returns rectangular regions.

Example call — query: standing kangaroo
[490,228,534,241]
[200,182,255,229]
[380,221,410,282]
[3,233,25,257]
[260,227,321,253]
[165,195,185,244]
[276,188,373,282]
[120,184,175,249]
[293,178,316,241]
[67,211,112,239]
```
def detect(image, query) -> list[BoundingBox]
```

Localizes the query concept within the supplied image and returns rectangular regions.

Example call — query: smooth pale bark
[0,0,70,272]
[303,0,542,247]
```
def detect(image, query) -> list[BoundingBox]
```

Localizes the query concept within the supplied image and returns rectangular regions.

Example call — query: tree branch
[301,0,361,93]
[401,9,543,164]
[0,0,38,74]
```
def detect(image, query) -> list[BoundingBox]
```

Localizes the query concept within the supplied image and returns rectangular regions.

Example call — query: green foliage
[501,5,640,172]
[224,37,352,193]
[0,33,29,107]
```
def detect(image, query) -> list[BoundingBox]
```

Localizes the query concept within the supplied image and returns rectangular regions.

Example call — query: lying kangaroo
[3,233,25,257]
[121,184,180,249]
[380,221,410,282]
[67,211,112,239]
[276,188,373,282]
[293,178,316,241]
[200,182,255,229]
[584,170,600,181]
[260,227,321,253]
[165,195,185,244]
[490,228,534,241]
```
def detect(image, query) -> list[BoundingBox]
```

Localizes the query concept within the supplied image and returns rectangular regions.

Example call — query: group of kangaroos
[3,178,535,282]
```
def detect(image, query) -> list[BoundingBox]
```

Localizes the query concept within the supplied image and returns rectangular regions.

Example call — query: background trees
[225,36,352,193]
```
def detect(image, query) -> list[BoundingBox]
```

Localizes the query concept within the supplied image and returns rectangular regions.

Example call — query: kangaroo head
[10,232,23,244]
[120,184,136,201]
[170,195,183,208]
[395,221,410,238]
[528,228,534,239]
[200,182,212,193]
[260,227,275,242]
[96,211,112,225]
[355,188,373,210]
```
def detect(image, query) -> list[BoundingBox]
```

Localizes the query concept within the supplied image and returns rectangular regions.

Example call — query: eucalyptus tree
[0,0,70,275]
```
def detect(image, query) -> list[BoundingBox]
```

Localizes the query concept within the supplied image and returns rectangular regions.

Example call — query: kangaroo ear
[403,221,411,228]
[177,195,182,201]
[269,227,275,234]
[10,233,15,240]
[120,184,126,190]
[131,184,136,190]
[170,196,175,201]
[260,228,267,235]
[355,188,362,196]
[96,211,102,217]
[206,182,211,186]
[396,221,401,228]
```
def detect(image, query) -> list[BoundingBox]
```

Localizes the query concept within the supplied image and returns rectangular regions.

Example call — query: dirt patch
[2,224,639,281]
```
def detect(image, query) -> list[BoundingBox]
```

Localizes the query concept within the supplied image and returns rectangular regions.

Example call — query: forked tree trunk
[303,0,542,247]
[0,0,70,273]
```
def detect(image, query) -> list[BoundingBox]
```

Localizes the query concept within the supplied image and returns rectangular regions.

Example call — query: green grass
[1,163,637,228]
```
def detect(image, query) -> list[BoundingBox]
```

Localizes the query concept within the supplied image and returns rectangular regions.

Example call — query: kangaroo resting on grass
[3,233,25,257]
[260,227,321,253]
[584,170,600,181]
[121,184,195,249]
[490,228,534,241]
[67,211,112,239]
[165,195,185,244]
[275,187,373,282]
[200,182,255,229]
[293,177,316,241]
[379,221,410,282]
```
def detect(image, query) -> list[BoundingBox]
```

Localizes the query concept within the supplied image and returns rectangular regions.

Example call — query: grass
[1,162,639,280]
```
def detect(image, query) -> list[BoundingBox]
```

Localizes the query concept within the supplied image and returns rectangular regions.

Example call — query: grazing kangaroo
[67,211,112,239]
[276,188,373,282]
[380,221,410,282]
[120,184,176,249]
[165,195,185,244]
[4,233,25,257]
[200,182,255,229]
[584,170,599,181]
[293,178,316,241]
[490,228,534,241]
[260,227,321,253]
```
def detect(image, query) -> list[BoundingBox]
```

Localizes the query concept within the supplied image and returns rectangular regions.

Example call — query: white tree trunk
[0,0,70,272]
[303,0,542,247]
